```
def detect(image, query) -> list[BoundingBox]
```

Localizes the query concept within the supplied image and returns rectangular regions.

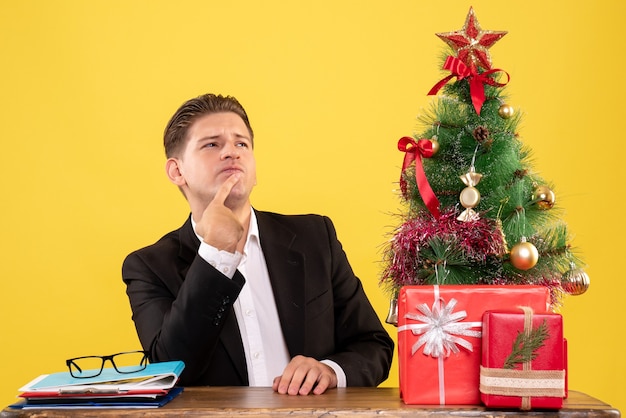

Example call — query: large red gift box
[398,285,550,405]
[480,309,566,410]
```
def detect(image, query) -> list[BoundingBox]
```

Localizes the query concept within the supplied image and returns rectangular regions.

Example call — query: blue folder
[19,360,185,392]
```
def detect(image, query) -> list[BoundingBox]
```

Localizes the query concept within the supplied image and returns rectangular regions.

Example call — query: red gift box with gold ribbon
[398,285,550,405]
[480,308,566,410]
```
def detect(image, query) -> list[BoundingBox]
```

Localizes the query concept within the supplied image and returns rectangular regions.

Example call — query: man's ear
[165,157,186,186]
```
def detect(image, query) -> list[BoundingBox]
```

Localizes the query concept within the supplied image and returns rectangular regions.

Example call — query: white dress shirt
[192,210,346,387]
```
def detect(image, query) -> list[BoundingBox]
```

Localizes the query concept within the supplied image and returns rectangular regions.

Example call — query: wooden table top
[2,387,621,418]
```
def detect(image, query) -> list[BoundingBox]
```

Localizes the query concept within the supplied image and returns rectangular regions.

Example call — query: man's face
[173,112,257,209]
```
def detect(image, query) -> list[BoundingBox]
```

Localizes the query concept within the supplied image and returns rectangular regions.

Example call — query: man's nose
[221,143,240,159]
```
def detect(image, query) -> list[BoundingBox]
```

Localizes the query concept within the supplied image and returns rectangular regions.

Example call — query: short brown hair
[163,94,254,158]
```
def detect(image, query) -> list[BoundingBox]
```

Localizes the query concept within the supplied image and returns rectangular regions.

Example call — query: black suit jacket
[122,210,393,386]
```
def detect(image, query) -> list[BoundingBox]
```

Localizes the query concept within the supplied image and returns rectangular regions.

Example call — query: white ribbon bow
[399,298,482,358]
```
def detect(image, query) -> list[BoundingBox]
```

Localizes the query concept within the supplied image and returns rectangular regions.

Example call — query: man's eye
[236,142,249,148]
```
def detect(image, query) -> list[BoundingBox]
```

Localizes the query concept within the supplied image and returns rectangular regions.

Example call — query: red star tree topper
[436,7,507,70]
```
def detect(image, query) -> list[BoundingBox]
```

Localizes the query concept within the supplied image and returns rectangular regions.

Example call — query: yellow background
[1,0,624,412]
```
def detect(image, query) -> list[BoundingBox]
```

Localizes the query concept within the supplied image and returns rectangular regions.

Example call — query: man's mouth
[220,166,243,176]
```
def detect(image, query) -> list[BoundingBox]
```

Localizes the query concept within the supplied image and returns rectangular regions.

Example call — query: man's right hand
[195,173,244,253]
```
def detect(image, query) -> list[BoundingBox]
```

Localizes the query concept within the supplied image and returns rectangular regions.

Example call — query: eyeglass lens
[68,351,148,378]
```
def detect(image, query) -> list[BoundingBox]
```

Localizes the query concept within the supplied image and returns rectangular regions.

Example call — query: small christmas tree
[381,7,589,314]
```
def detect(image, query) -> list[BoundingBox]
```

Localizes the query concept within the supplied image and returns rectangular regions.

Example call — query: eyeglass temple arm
[66,359,84,374]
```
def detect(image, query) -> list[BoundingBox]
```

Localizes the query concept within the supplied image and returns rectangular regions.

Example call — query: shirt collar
[190,207,258,253]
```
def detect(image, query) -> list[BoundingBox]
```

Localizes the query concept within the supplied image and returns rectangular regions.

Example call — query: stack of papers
[9,361,185,409]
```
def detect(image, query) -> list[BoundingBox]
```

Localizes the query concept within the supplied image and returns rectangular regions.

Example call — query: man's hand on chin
[196,173,243,252]
[272,355,338,395]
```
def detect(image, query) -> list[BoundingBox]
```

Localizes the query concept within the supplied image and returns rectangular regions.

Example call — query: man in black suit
[122,94,393,395]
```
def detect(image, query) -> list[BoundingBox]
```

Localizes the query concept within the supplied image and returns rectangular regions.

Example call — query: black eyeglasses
[66,351,149,378]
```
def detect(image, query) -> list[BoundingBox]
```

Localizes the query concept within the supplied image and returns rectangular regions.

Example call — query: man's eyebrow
[195,135,221,142]
[195,133,251,142]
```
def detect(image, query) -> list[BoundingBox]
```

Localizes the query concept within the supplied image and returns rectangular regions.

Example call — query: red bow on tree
[398,136,440,218]
[428,56,509,115]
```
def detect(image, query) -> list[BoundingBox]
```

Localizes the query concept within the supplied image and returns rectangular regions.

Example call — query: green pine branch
[502,319,549,369]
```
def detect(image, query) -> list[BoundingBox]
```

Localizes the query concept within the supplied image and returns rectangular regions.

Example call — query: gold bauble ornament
[561,268,590,296]
[533,185,556,210]
[498,103,515,119]
[430,136,440,156]
[510,238,539,270]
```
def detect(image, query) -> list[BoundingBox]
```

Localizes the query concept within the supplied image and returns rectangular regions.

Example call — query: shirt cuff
[198,242,242,279]
[321,359,347,388]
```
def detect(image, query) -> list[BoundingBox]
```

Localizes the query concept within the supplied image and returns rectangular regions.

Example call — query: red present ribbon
[398,136,440,218]
[428,56,510,115]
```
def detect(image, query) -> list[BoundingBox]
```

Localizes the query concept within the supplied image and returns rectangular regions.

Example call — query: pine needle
[502,319,549,369]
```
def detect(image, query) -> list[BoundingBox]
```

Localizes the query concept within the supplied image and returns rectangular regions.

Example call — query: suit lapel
[255,211,306,356]
[177,217,199,269]
[218,304,248,384]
